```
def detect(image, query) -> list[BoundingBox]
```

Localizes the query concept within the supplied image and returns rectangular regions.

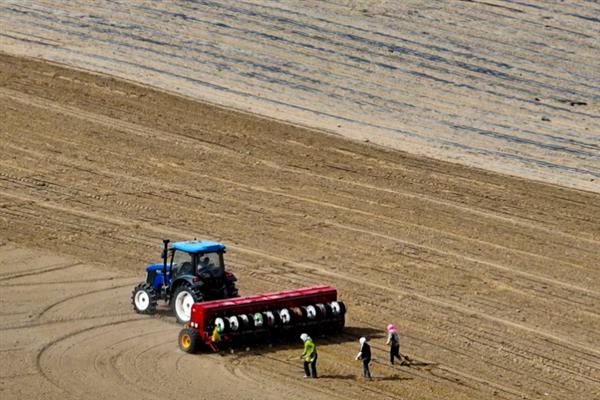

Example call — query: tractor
[131,239,239,323]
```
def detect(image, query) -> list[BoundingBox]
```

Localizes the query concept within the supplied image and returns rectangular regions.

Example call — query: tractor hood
[146,263,165,273]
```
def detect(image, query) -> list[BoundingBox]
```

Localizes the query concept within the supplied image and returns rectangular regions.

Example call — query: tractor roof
[171,240,225,254]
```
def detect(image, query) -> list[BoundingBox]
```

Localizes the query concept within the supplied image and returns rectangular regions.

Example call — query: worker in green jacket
[300,333,318,378]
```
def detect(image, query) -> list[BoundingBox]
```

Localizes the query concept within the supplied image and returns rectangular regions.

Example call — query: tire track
[0,262,82,281]
[4,85,598,248]
[33,281,138,321]
[35,318,143,392]
[1,189,598,359]
[8,151,600,271]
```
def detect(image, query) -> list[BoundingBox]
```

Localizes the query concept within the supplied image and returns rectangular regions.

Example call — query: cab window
[196,252,223,275]
[171,250,193,275]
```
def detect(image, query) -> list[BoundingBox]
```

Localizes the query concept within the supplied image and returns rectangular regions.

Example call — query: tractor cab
[169,241,226,283]
[132,239,239,323]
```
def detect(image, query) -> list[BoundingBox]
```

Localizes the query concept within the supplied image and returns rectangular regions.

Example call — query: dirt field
[1,53,599,399]
[1,0,599,192]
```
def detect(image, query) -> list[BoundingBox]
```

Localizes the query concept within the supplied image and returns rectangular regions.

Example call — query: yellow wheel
[178,328,199,353]
[181,333,191,349]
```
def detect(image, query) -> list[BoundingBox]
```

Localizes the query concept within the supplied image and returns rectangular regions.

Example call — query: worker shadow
[318,374,357,380]
[372,374,413,382]
[319,374,413,382]
[402,358,436,369]
[375,357,436,371]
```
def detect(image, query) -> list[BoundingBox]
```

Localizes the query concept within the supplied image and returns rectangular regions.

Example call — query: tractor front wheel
[131,283,158,315]
[172,284,202,323]
[179,328,200,353]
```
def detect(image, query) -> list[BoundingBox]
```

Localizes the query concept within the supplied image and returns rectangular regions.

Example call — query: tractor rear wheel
[226,282,240,298]
[131,283,158,314]
[172,284,202,323]
[179,328,200,353]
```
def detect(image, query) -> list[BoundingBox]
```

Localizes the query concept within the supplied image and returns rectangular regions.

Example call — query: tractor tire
[226,283,240,298]
[131,283,158,315]
[179,328,201,353]
[172,283,203,324]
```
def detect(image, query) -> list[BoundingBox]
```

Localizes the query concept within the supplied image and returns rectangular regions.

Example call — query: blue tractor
[131,239,239,323]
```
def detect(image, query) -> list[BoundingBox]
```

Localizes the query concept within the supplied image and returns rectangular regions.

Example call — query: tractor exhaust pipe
[162,239,170,290]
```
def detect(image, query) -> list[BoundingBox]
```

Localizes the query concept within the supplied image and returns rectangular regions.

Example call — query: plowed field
[1,54,599,400]
[1,0,599,191]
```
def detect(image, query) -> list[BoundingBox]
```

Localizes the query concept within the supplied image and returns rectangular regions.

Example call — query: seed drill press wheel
[179,328,200,353]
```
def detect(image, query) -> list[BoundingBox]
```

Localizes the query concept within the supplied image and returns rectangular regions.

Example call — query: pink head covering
[387,324,396,333]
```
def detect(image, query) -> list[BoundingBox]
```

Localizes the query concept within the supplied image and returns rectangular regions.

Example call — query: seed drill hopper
[178,285,346,352]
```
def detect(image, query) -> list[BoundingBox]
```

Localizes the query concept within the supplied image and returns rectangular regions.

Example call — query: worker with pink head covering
[386,324,407,365]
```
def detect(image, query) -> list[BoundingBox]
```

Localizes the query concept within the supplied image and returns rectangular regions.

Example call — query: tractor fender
[225,271,237,283]
[169,277,202,302]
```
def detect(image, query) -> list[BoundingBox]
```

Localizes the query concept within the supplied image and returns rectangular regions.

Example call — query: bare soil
[1,0,599,191]
[1,53,599,400]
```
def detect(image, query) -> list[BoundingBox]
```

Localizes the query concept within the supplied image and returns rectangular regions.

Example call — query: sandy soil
[1,0,598,192]
[1,54,599,400]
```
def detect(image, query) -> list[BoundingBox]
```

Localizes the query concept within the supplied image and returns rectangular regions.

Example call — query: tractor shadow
[155,307,173,317]
[335,325,386,341]
[214,325,382,356]
[149,306,181,321]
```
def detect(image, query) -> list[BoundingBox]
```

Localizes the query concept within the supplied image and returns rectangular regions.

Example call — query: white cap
[359,337,367,345]
[300,333,309,342]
